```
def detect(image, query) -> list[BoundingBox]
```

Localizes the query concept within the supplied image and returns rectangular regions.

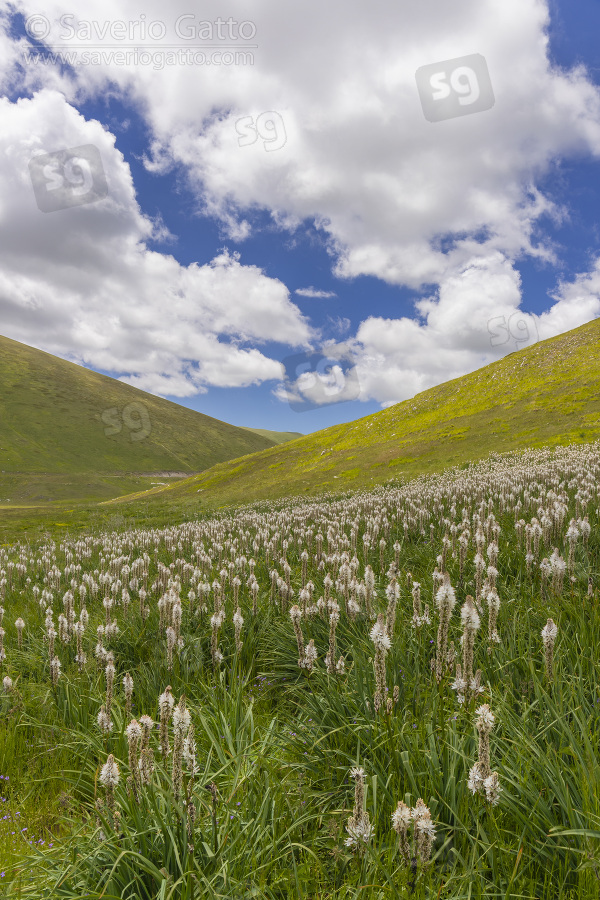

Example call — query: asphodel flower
[345,767,373,855]
[541,618,558,680]
[434,576,456,683]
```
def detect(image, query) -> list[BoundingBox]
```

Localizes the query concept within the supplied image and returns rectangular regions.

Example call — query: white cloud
[0,90,311,396]
[273,344,359,409]
[4,0,600,290]
[295,287,337,298]
[333,253,600,407]
[539,259,600,337]
[2,1,600,409]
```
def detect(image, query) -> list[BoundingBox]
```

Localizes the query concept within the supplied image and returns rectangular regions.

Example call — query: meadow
[1,440,600,898]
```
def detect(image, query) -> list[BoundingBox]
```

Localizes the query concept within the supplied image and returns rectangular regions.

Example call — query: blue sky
[1,0,600,435]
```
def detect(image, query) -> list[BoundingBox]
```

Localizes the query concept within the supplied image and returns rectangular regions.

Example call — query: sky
[1,0,600,435]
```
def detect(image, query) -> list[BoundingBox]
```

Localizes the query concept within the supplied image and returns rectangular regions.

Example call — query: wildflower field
[1,442,600,899]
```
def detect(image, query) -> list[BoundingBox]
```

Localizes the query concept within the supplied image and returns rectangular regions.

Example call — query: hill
[109,317,600,513]
[0,334,276,502]
[240,427,304,444]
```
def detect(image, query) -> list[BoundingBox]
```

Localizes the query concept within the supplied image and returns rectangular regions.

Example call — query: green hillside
[240,427,304,444]
[110,317,600,513]
[0,334,275,502]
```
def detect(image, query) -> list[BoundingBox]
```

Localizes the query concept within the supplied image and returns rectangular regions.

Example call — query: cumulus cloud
[0,90,311,396]
[274,344,360,411]
[539,259,600,337]
[309,253,600,408]
[5,0,600,289]
[2,0,600,409]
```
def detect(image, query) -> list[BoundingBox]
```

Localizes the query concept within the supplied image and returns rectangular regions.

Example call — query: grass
[0,441,600,897]
[240,428,304,445]
[0,692,73,884]
[0,333,280,504]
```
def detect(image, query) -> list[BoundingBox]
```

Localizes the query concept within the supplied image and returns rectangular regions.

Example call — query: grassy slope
[240,427,304,444]
[0,334,275,501]
[110,317,600,513]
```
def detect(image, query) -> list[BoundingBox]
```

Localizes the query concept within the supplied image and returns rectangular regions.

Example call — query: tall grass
[1,442,600,898]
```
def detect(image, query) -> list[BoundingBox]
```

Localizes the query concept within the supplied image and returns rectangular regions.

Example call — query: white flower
[2,675,13,692]
[566,522,580,541]
[125,720,142,742]
[349,766,365,779]
[475,704,495,731]
[158,689,175,712]
[369,621,391,651]
[460,600,480,630]
[467,764,483,795]
[483,772,502,806]
[391,801,411,832]
[435,581,457,613]
[173,704,191,735]
[385,582,400,601]
[470,678,485,695]
[410,799,429,822]
[451,675,467,694]
[347,598,361,617]
[97,707,113,734]
[183,731,198,773]
[416,816,436,839]
[304,640,318,663]
[486,591,500,613]
[99,755,120,787]
[541,619,558,644]
[345,816,374,847]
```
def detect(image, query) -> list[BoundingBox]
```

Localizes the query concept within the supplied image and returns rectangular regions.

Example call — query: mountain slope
[0,334,276,501]
[111,317,600,511]
[240,427,304,444]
